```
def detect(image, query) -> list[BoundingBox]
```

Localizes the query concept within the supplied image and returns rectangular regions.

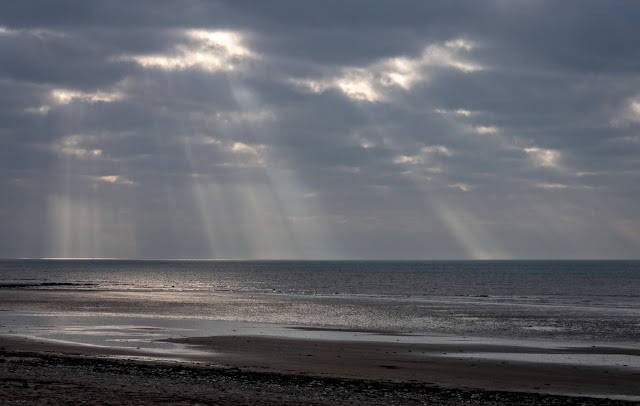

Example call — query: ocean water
[1,259,639,344]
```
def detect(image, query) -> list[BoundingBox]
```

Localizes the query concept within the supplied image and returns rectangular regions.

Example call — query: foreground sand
[1,335,638,405]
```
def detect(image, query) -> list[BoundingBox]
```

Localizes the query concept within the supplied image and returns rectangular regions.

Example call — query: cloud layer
[1,1,639,259]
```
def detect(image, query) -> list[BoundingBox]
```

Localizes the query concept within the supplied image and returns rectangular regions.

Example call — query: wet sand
[1,285,639,404]
[1,334,638,405]
[164,335,640,398]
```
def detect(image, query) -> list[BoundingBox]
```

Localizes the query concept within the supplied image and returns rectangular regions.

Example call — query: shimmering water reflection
[0,260,639,344]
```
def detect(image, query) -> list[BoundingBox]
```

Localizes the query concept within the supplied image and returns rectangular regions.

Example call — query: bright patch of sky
[292,38,480,102]
[120,29,256,73]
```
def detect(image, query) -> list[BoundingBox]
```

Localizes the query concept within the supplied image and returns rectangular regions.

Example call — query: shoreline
[1,334,639,405]
[2,276,639,404]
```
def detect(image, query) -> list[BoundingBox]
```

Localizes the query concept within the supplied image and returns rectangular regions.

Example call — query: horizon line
[4,257,639,262]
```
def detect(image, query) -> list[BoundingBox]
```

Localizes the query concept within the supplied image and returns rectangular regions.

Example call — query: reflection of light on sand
[522,325,565,332]
[6,334,217,362]
[105,354,221,364]
[439,352,640,369]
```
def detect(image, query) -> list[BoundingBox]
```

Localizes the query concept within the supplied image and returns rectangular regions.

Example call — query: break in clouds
[1,1,639,259]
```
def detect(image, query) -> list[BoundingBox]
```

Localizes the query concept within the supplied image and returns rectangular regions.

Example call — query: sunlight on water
[1,260,639,343]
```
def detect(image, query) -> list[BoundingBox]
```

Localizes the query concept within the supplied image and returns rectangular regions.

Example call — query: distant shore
[1,334,639,405]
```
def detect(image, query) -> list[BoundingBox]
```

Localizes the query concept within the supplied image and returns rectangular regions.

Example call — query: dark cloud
[0,1,639,259]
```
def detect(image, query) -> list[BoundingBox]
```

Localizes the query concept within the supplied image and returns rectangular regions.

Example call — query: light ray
[351,104,506,259]
[180,77,332,259]
[431,199,506,259]
[226,82,304,258]
[45,129,137,258]
[183,140,220,259]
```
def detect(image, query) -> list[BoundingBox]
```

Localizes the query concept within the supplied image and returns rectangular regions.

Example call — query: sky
[1,1,639,260]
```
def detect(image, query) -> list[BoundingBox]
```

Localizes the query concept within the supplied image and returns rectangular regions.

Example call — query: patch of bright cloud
[536,183,569,189]
[421,145,453,156]
[473,125,499,134]
[293,38,481,102]
[392,155,419,164]
[351,131,378,149]
[393,145,452,166]
[523,147,561,168]
[26,88,124,115]
[444,39,473,52]
[536,183,593,190]
[52,135,103,159]
[0,26,67,39]
[359,138,376,149]
[575,171,597,177]
[51,89,124,104]
[435,108,473,117]
[231,141,261,155]
[448,183,474,192]
[94,175,137,186]
[120,29,256,73]
[226,142,266,166]
[612,97,640,126]
[188,135,266,167]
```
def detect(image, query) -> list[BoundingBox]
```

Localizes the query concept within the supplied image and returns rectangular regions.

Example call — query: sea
[1,259,639,347]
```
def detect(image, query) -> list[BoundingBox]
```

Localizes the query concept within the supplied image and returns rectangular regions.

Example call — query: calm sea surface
[1,260,639,343]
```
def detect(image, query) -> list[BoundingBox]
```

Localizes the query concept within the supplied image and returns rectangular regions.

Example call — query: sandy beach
[1,263,639,404]
[1,333,639,405]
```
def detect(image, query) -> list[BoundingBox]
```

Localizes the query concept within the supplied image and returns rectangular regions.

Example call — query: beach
[1,260,639,404]
[2,334,639,405]
[2,0,640,402]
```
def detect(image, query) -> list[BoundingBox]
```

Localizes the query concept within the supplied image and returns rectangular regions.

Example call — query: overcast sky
[1,1,639,259]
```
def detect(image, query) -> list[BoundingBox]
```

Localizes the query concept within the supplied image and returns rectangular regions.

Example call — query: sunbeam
[44,104,137,259]
[2,2,635,261]
[345,99,509,259]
